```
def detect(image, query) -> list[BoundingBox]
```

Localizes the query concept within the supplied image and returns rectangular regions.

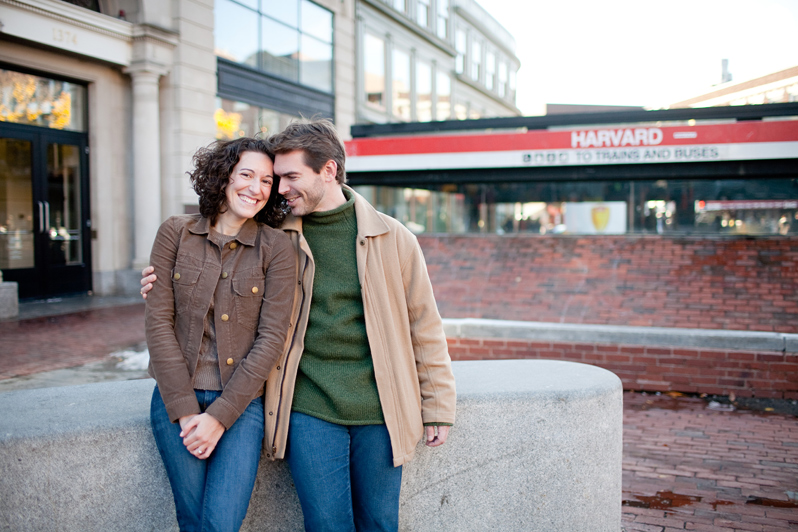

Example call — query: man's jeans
[150,386,264,532]
[286,412,403,532]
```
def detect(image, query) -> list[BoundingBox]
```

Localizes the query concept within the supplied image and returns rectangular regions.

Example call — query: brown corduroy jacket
[145,214,297,429]
[263,187,456,467]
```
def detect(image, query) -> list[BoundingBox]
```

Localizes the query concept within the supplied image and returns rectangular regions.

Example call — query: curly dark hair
[189,137,288,228]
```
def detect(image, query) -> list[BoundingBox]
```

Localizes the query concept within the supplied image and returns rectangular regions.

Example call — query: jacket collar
[280,185,390,238]
[188,215,260,246]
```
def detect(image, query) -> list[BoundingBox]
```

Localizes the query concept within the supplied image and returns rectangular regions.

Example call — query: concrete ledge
[0,360,622,531]
[443,318,798,353]
[0,281,19,320]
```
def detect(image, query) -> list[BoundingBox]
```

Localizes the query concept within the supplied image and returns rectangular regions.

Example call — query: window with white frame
[392,48,412,121]
[416,61,432,122]
[436,72,451,120]
[417,0,430,28]
[392,0,406,13]
[364,33,386,108]
[486,51,495,91]
[436,0,449,39]
[498,61,507,98]
[471,40,481,81]
[455,29,466,74]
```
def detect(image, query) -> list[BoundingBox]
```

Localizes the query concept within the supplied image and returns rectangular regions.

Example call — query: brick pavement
[623,392,798,531]
[0,303,146,380]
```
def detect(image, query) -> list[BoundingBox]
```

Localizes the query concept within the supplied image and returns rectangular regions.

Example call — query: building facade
[0,0,519,300]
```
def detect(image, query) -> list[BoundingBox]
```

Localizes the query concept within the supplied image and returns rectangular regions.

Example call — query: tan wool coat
[264,187,457,467]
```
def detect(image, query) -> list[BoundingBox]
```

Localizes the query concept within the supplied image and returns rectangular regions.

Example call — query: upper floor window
[416,61,432,122]
[364,33,386,109]
[61,0,100,11]
[498,62,507,98]
[392,49,411,121]
[485,51,495,91]
[455,29,467,75]
[471,40,481,82]
[215,0,334,93]
[436,0,449,39]
[392,0,406,13]
[417,0,430,28]
[436,72,451,120]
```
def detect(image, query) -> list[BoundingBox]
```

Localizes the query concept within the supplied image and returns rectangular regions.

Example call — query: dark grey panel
[217,59,334,119]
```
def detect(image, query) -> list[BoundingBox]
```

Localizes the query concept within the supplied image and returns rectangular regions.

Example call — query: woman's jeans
[286,411,403,532]
[150,386,264,532]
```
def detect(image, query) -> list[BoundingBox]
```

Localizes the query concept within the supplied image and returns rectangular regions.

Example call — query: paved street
[1,298,797,530]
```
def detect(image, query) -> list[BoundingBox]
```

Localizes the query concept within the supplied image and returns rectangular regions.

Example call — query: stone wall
[444,319,798,400]
[420,235,798,333]
[0,361,622,532]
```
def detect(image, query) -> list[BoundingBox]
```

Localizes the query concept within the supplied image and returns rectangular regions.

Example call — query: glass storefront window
[0,69,86,132]
[416,61,432,122]
[354,179,798,235]
[215,0,259,68]
[215,0,333,93]
[364,33,386,108]
[215,98,298,140]
[264,0,299,28]
[300,35,332,92]
[392,49,411,121]
[261,17,300,82]
[301,0,333,43]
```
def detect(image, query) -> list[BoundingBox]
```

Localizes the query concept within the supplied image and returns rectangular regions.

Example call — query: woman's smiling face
[221,150,274,225]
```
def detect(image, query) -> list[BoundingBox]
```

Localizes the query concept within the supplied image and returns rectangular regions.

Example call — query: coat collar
[280,185,390,238]
[188,215,260,246]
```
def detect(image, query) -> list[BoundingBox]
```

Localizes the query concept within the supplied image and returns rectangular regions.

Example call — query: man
[142,118,456,531]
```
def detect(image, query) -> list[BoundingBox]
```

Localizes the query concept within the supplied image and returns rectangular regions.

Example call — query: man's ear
[322,159,338,182]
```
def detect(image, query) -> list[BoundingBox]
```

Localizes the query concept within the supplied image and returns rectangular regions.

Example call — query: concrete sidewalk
[1,297,796,531]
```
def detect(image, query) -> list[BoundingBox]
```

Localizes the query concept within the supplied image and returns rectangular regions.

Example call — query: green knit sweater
[291,193,384,425]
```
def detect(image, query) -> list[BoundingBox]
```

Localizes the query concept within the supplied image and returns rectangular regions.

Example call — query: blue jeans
[286,412,403,532]
[150,386,264,532]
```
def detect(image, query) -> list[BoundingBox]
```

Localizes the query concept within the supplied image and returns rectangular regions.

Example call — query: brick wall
[419,235,798,333]
[447,337,798,400]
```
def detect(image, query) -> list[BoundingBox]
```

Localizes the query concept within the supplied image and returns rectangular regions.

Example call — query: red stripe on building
[346,121,798,157]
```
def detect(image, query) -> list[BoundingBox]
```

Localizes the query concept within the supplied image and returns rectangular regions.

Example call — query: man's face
[275,150,327,216]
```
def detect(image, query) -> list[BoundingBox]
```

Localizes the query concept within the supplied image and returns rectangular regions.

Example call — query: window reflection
[0,69,86,132]
[214,0,333,93]
[392,49,411,121]
[300,35,332,92]
[416,61,432,122]
[364,34,386,108]
[262,17,300,82]
[214,0,259,68]
[354,179,798,235]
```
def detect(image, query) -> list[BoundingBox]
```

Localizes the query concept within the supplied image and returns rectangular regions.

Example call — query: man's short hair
[271,117,347,184]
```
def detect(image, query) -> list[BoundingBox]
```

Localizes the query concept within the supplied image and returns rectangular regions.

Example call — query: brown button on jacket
[146,214,297,429]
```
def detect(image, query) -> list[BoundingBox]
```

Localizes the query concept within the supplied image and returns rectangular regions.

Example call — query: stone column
[127,66,165,270]
[124,25,177,271]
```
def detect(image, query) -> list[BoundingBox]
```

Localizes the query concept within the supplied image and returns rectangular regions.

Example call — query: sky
[478,0,798,115]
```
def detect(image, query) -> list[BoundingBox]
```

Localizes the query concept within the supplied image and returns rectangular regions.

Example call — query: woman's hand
[140,265,157,299]
[180,413,225,459]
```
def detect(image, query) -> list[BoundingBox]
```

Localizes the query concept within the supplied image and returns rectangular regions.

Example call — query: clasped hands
[178,413,225,459]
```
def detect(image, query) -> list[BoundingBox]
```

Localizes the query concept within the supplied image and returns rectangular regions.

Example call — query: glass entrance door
[0,126,91,298]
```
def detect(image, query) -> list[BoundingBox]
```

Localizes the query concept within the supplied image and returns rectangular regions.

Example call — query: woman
[145,137,296,532]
